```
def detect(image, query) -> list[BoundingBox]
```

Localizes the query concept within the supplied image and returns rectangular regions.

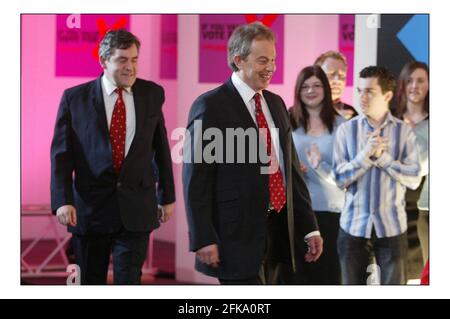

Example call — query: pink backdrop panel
[56,14,130,77]
[199,14,284,84]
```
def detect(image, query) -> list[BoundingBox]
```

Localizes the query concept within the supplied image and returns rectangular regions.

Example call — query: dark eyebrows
[357,87,376,93]
[117,55,139,61]
[304,81,322,86]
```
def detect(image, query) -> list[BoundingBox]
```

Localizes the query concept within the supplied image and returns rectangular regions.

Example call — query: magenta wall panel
[55,14,130,77]
[199,14,284,84]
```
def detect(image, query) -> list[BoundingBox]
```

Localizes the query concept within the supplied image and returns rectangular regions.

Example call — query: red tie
[110,88,126,174]
[254,93,286,213]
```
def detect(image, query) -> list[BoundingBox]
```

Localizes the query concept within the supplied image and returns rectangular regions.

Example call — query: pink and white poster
[55,14,130,77]
[199,14,284,84]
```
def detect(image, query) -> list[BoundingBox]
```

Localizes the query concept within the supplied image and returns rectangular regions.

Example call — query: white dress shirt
[101,75,136,157]
[231,72,285,182]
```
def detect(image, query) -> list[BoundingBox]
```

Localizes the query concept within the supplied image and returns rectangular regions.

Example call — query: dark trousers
[219,269,264,285]
[219,206,294,285]
[417,210,429,264]
[73,228,150,285]
[404,180,426,278]
[296,212,341,284]
[406,208,424,279]
[337,228,408,285]
[219,261,293,285]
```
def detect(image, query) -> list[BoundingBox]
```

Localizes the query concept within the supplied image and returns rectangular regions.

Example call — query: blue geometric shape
[397,15,429,65]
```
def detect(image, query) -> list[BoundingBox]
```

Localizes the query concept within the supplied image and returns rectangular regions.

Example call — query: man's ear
[99,56,107,69]
[384,90,394,103]
[233,55,243,71]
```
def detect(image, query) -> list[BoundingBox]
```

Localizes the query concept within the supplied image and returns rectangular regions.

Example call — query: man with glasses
[315,50,358,120]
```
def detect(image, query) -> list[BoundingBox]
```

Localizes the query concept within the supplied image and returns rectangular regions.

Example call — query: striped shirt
[333,112,421,238]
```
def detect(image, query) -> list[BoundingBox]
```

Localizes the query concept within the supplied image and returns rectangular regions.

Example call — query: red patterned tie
[254,93,286,213]
[110,88,126,174]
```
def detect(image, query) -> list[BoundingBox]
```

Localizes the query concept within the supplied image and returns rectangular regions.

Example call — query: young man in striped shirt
[333,66,421,284]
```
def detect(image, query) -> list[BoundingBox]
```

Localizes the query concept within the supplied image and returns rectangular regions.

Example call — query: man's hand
[366,129,389,159]
[363,129,382,158]
[196,244,220,268]
[56,205,77,227]
[158,203,175,223]
[361,128,388,159]
[304,235,323,263]
[373,137,389,159]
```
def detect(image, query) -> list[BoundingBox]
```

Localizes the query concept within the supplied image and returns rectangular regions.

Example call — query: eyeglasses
[301,83,324,91]
[326,71,347,81]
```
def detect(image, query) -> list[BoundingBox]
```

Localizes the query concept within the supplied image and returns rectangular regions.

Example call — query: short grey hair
[227,22,276,72]
[314,50,348,68]
[99,29,141,60]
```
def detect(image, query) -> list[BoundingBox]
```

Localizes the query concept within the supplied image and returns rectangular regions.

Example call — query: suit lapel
[263,91,288,137]
[130,79,146,144]
[121,79,147,167]
[91,77,110,141]
[224,79,291,170]
[262,90,290,168]
[263,91,296,273]
[224,79,258,130]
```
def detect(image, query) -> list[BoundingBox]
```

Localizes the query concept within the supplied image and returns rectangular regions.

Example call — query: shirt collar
[361,111,398,129]
[102,74,132,96]
[231,72,262,104]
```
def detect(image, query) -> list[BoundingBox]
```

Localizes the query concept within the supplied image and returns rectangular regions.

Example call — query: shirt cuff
[354,150,373,169]
[375,152,393,168]
[304,231,321,240]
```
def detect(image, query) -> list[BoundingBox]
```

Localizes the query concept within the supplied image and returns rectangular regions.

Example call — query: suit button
[117,182,121,188]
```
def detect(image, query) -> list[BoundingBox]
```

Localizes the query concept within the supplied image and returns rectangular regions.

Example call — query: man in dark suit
[51,30,175,284]
[183,22,323,284]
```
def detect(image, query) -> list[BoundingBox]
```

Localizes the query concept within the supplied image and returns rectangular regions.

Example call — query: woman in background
[289,65,346,284]
[393,61,429,277]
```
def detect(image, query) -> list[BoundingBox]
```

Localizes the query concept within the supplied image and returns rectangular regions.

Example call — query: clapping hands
[364,128,389,159]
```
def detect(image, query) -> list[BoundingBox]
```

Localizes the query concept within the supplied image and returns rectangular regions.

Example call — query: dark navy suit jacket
[51,77,175,235]
[182,79,318,280]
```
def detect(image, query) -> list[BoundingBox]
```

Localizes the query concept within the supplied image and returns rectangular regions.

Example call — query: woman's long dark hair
[393,61,429,119]
[289,65,335,133]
